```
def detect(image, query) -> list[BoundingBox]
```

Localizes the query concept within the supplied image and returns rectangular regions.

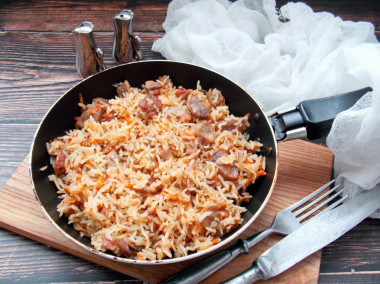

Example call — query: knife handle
[159,239,250,284]
[222,261,263,284]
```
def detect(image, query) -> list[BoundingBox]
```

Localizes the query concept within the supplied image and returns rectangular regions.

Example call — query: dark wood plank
[320,218,380,273]
[319,272,380,283]
[0,31,164,124]
[1,0,379,32]
[0,0,170,32]
[0,228,140,283]
[0,124,38,188]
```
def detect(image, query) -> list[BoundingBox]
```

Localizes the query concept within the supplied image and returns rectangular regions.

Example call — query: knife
[223,184,380,284]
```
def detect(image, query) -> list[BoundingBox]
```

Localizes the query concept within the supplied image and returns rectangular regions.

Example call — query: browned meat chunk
[139,94,163,118]
[209,150,239,181]
[54,151,66,176]
[219,114,250,132]
[199,205,219,228]
[186,95,211,119]
[102,237,116,251]
[144,80,162,96]
[167,106,192,122]
[217,165,239,181]
[209,150,229,162]
[193,121,215,144]
[114,238,132,257]
[132,186,162,195]
[158,149,173,161]
[175,87,190,99]
[76,99,108,129]
[185,148,198,156]
[116,80,131,97]
[114,238,142,257]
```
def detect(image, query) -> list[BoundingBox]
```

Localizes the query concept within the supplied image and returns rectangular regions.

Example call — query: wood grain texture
[1,0,379,32]
[0,31,164,124]
[0,0,170,32]
[0,140,331,283]
[0,229,139,283]
[320,218,380,272]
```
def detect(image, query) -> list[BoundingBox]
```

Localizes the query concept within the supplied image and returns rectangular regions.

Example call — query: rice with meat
[46,76,266,260]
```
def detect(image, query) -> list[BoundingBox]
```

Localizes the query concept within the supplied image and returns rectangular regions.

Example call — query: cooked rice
[46,76,265,260]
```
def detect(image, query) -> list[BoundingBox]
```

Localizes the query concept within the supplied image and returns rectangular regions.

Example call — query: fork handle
[159,229,274,284]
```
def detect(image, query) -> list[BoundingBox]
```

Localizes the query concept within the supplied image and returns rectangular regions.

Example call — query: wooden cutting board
[0,139,332,283]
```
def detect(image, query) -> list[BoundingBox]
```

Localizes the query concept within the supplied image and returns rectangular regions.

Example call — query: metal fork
[160,180,347,284]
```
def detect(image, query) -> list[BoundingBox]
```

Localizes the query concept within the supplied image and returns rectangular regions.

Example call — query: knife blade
[223,184,380,284]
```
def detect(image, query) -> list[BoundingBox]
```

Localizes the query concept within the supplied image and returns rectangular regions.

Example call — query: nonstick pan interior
[30,60,278,263]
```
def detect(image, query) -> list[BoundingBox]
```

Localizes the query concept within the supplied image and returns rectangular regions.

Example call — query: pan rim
[29,59,279,265]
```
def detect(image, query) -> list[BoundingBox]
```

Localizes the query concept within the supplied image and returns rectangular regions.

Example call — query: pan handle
[269,87,372,141]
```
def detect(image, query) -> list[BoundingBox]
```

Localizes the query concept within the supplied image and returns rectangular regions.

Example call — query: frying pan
[30,60,371,265]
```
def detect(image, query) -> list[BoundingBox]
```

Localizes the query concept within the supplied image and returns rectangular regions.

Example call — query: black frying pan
[30,60,370,265]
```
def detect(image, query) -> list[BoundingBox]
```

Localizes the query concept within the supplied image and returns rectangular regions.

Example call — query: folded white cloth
[152,0,380,217]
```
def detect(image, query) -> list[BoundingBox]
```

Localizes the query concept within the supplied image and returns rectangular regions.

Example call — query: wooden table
[0,0,379,283]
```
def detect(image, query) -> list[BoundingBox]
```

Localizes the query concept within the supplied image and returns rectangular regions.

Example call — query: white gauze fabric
[152,0,380,217]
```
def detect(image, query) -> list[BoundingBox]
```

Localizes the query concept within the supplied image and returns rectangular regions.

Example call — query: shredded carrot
[183,116,192,123]
[137,252,145,260]
[181,177,187,188]
[63,197,77,205]
[212,238,219,245]
[126,183,134,188]
[183,202,189,210]
[79,93,84,104]
[257,170,266,177]
[244,158,254,164]
[245,177,252,187]
[164,90,169,97]
[96,175,104,190]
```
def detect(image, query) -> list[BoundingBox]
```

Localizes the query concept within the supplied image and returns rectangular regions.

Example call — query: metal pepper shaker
[112,10,142,64]
[72,21,106,78]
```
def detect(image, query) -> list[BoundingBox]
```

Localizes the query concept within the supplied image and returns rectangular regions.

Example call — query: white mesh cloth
[152,0,380,218]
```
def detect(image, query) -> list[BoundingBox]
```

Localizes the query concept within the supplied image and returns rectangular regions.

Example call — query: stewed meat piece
[193,121,215,144]
[186,95,211,119]
[198,205,219,228]
[144,80,162,96]
[54,151,66,176]
[219,114,250,132]
[209,150,239,181]
[209,150,229,162]
[75,98,109,129]
[175,87,190,99]
[217,164,239,181]
[158,149,173,161]
[139,94,163,118]
[116,80,131,97]
[167,106,192,122]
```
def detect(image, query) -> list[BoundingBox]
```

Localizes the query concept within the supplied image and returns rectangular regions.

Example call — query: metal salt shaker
[72,21,106,78]
[112,10,142,64]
